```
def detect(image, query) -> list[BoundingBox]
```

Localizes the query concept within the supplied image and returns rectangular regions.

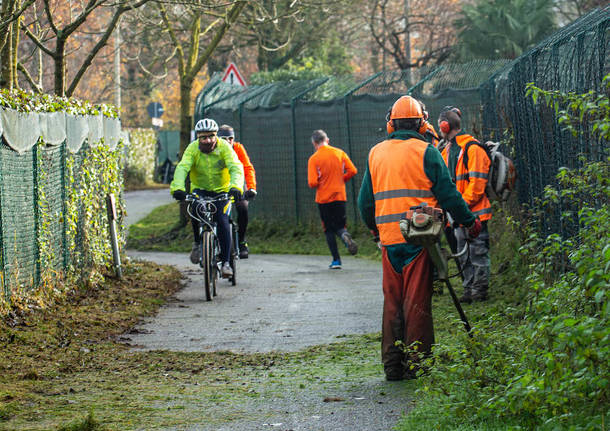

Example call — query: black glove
[173,190,187,201]
[228,187,242,202]
[244,189,257,199]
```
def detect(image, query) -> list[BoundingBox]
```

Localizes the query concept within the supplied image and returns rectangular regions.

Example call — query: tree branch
[62,0,105,38]
[42,0,58,34]
[17,62,42,93]
[190,1,247,79]
[158,2,185,76]
[20,23,54,57]
[66,0,152,96]
[0,0,36,32]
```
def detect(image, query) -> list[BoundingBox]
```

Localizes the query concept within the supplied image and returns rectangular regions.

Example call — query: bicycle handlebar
[185,192,230,203]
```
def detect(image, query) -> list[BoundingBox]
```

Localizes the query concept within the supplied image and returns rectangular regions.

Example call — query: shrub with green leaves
[124,128,156,188]
[398,160,609,431]
[397,78,609,430]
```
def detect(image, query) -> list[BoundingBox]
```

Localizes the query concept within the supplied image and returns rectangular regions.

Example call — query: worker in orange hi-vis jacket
[218,125,257,259]
[438,106,492,303]
[307,129,358,269]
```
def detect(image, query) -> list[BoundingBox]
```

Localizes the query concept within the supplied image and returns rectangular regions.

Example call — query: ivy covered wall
[0,90,125,314]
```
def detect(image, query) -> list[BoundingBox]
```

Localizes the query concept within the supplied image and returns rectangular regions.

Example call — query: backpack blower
[399,204,473,337]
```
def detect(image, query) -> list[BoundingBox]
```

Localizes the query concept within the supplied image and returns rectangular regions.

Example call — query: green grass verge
[127,202,383,260]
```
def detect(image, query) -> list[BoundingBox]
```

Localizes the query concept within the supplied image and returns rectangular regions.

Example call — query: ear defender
[439,105,461,134]
[386,110,394,134]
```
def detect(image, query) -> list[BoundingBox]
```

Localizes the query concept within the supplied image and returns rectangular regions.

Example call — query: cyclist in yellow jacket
[358,96,480,381]
[170,119,244,278]
[438,106,492,303]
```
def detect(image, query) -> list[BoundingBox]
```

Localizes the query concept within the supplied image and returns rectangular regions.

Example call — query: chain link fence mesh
[481,6,609,234]
[1,138,124,302]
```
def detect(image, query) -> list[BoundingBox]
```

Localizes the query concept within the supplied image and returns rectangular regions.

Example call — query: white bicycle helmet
[194,118,219,133]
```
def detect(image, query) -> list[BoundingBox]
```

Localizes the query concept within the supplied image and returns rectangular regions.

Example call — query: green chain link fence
[1,136,125,306]
[196,60,513,224]
[481,6,609,235]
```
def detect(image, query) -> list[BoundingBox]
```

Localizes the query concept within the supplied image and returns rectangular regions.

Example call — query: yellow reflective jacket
[170,138,244,194]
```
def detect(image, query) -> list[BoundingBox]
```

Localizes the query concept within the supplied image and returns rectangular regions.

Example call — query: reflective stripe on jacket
[369,138,439,245]
[441,133,492,221]
[170,138,244,194]
[232,141,256,190]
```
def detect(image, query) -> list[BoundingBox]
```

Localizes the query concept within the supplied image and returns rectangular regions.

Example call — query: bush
[398,159,609,431]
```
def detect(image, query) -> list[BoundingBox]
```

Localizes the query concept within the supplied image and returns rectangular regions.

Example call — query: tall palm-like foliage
[455,0,556,60]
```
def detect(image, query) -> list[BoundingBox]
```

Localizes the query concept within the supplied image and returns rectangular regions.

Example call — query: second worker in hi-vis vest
[438,106,493,303]
[358,96,481,381]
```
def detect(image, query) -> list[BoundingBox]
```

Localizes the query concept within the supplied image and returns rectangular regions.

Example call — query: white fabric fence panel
[103,117,121,150]
[66,114,89,153]
[40,111,67,146]
[87,114,103,147]
[0,108,41,154]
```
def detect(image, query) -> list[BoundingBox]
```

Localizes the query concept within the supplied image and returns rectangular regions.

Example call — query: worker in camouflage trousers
[437,106,492,303]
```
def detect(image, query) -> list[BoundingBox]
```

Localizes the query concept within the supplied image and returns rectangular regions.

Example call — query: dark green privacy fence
[196,60,509,224]
[194,8,608,234]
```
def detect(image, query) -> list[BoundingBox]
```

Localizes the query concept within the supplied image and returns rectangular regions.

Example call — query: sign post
[221,63,247,87]
[147,102,164,129]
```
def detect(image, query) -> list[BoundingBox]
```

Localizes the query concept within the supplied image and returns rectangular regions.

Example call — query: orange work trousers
[381,247,434,371]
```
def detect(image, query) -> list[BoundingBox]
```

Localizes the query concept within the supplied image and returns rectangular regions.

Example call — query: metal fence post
[0,143,5,298]
[33,143,41,287]
[343,96,358,221]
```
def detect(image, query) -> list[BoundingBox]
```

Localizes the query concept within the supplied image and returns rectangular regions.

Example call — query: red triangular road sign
[221,62,246,87]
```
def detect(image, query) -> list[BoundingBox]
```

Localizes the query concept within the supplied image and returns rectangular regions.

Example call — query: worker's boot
[459,289,472,303]
[471,288,488,302]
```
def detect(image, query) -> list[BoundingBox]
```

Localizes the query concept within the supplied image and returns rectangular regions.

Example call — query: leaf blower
[399,203,472,337]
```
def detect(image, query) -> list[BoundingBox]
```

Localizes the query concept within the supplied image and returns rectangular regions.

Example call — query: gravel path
[125,251,383,353]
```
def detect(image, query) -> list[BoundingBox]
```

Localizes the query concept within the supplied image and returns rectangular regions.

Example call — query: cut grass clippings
[1,201,528,430]
[0,259,388,430]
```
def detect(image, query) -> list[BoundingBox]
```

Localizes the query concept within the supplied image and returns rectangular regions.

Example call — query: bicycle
[185,192,239,300]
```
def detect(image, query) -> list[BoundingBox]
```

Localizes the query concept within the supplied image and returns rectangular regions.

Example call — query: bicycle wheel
[230,223,238,286]
[211,235,218,297]
[202,231,213,301]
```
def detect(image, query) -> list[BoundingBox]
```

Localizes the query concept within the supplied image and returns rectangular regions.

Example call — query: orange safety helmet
[386,95,425,134]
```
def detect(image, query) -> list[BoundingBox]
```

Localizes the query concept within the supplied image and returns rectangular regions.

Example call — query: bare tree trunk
[54,40,65,95]
[178,79,193,227]
[179,80,193,155]
[1,35,13,89]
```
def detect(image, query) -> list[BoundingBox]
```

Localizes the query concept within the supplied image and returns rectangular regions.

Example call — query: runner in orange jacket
[307,129,358,269]
[218,125,257,259]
